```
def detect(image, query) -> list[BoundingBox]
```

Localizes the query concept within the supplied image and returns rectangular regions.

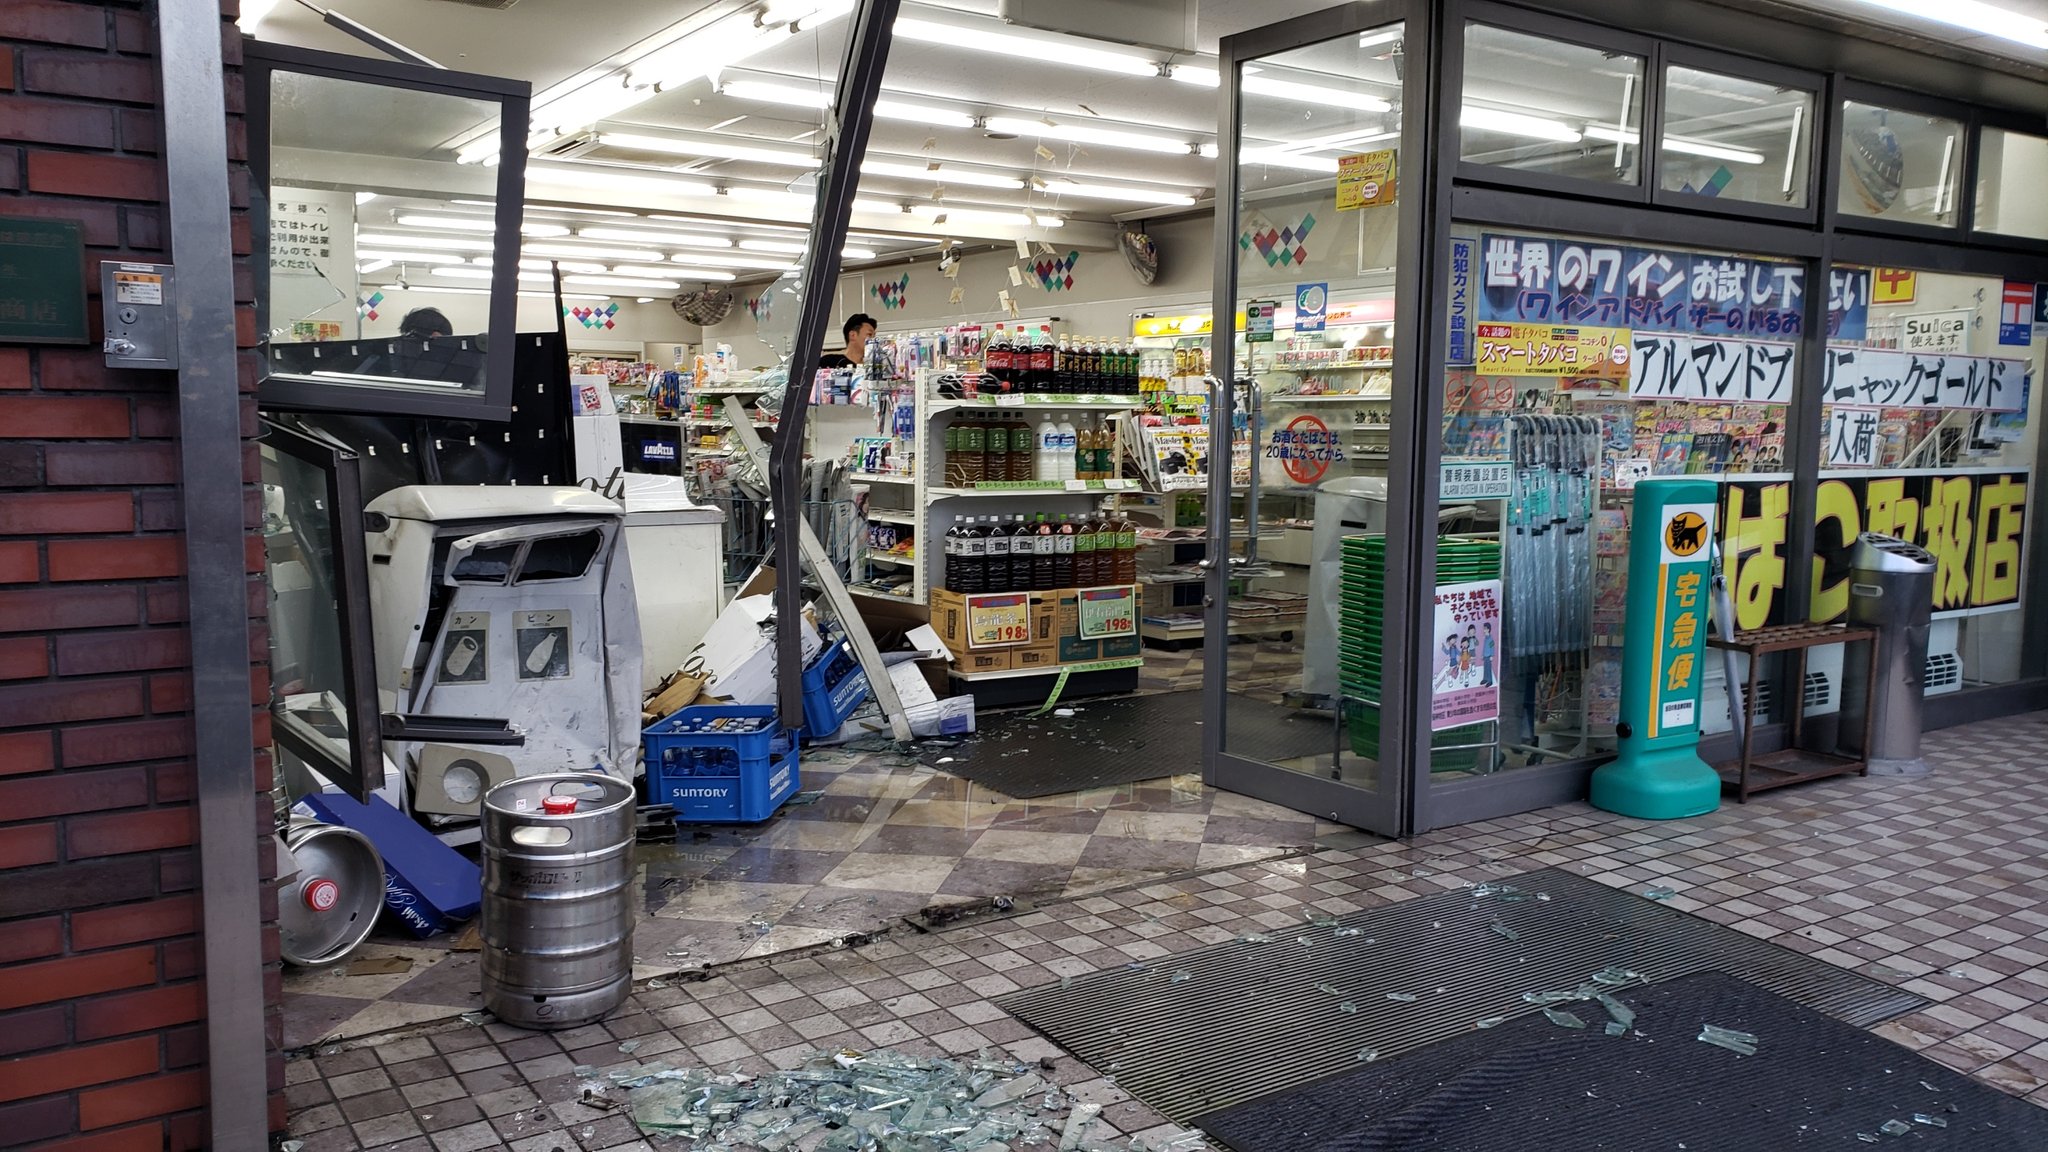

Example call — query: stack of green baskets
[1338,535,1503,771]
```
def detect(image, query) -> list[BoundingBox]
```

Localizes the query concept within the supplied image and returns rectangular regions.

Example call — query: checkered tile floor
[282,682,1334,1049]
[286,710,2048,1150]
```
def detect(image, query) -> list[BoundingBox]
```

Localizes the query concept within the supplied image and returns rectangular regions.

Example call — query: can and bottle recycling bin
[1839,533,1935,777]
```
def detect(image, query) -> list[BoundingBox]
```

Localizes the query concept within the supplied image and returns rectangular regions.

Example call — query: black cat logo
[1666,512,1707,557]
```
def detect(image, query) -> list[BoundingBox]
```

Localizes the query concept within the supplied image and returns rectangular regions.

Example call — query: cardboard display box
[933,585,1140,671]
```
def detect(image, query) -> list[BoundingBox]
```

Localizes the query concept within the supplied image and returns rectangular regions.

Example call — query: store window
[1436,227,1825,775]
[1974,127,2048,240]
[1460,24,1645,187]
[1814,264,2038,689]
[1658,65,1813,209]
[251,47,530,418]
[1837,100,1963,230]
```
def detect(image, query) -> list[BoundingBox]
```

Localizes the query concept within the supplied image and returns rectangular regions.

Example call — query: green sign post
[1590,477,1722,819]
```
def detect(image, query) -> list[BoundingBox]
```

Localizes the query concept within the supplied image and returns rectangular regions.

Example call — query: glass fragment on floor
[1878,1119,1912,1136]
[1542,1008,1587,1030]
[1911,1113,1947,1128]
[1386,991,1417,1002]
[1475,1015,1508,1029]
[1489,918,1521,941]
[1697,1024,1759,1056]
[1643,886,1676,900]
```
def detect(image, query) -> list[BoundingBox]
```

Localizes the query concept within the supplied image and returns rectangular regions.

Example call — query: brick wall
[0,1,280,1148]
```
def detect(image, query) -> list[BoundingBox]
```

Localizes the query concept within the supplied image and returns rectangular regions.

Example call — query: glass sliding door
[1205,5,1419,835]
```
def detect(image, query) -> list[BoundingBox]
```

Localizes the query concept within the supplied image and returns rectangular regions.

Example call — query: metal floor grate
[996,867,1925,1123]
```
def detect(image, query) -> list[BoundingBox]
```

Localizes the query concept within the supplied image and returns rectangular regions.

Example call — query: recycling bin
[1839,533,1935,776]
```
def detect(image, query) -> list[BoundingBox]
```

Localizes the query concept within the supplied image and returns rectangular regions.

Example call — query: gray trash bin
[1839,533,1935,777]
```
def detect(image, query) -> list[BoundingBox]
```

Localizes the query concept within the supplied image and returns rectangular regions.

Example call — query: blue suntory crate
[642,704,801,823]
[801,637,870,737]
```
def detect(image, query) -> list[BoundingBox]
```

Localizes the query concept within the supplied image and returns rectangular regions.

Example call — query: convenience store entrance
[1203,7,1425,837]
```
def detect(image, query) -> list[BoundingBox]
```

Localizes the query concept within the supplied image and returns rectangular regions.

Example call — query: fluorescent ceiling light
[354,191,378,205]
[626,6,846,91]
[356,259,392,275]
[457,136,501,165]
[853,199,911,215]
[380,284,616,302]
[431,266,552,282]
[638,297,656,303]
[395,214,571,237]
[903,205,1062,229]
[356,233,492,252]
[877,100,977,129]
[652,214,806,233]
[738,239,876,258]
[1238,147,1342,173]
[894,17,1158,76]
[718,78,976,126]
[1039,180,1198,206]
[524,203,640,219]
[1169,66,1392,113]
[597,132,818,168]
[606,264,691,279]
[525,242,669,263]
[665,253,803,270]
[527,166,719,197]
[984,116,1193,156]
[1848,0,2048,48]
[567,275,685,291]
[516,258,610,274]
[357,248,472,263]
[1662,136,1766,165]
[1358,26,1404,48]
[1461,106,1581,142]
[579,226,732,249]
[863,159,1022,189]
[655,269,737,282]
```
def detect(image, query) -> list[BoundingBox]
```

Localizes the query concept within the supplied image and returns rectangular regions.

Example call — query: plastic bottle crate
[641,705,801,823]
[801,637,870,737]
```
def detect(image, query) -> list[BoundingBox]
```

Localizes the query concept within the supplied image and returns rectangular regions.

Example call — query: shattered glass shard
[1306,914,1341,928]
[1475,1016,1508,1029]
[1386,992,1417,1002]
[1058,1103,1101,1150]
[1855,1135,1880,1145]
[1604,1022,1628,1037]
[1239,933,1274,944]
[618,1040,642,1054]
[1339,1001,1359,1014]
[1642,886,1676,901]
[1878,1120,1912,1136]
[1355,1048,1380,1062]
[1169,970,1191,984]
[1591,967,1644,986]
[1595,993,1635,1029]
[1542,1008,1587,1030]
[1911,1113,1948,1128]
[1334,927,1364,938]
[1316,983,1344,997]
[1488,919,1521,942]
[1697,1024,1759,1056]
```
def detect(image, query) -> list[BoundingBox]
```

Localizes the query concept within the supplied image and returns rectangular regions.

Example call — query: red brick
[112,9,152,56]
[71,895,197,954]
[135,490,177,533]
[78,1069,204,1130]
[171,1111,206,1152]
[133,397,174,438]
[117,108,158,155]
[55,629,187,675]
[48,538,182,581]
[0,858,154,921]
[27,151,162,202]
[0,2,109,49]
[150,760,192,804]
[0,634,47,679]
[0,1098,71,1147]
[0,48,13,94]
[0,196,120,246]
[0,146,18,193]
[146,671,188,713]
[43,443,177,487]
[162,1023,201,1069]
[0,444,39,487]
[160,937,198,981]
[0,822,56,868]
[122,205,161,251]
[0,96,116,148]
[0,946,155,1011]
[0,1004,68,1059]
[144,583,185,625]
[0,586,139,632]
[60,719,189,767]
[23,52,155,106]
[75,982,202,1042]
[67,807,194,858]
[0,541,35,583]
[0,397,129,439]
[0,491,134,535]
[0,766,147,819]
[0,916,61,964]
[45,1125,169,1152]
[0,729,54,777]
[0,348,26,390]
[0,677,144,726]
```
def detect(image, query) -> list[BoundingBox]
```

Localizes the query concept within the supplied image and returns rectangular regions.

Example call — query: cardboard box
[1013,645,1060,671]
[691,584,823,706]
[929,588,1033,655]
[1057,635,1103,664]
[1030,591,1058,645]
[958,648,1013,674]
[1102,634,1142,659]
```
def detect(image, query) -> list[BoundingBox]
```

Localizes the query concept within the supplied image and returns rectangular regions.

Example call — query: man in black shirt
[819,312,877,370]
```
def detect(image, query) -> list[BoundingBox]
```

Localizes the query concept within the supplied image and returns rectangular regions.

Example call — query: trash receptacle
[1840,533,1935,776]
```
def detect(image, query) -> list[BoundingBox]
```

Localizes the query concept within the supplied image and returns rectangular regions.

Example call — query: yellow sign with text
[1718,472,2027,630]
[1336,149,1398,210]
[1473,322,1632,379]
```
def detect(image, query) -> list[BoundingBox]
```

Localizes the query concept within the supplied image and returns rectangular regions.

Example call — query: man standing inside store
[820,312,877,370]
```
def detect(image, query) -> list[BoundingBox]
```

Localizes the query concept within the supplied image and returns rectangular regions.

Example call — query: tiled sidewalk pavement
[284,710,2048,1151]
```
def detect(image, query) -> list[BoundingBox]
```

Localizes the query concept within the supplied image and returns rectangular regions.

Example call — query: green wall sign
[0,217,89,345]
[1590,477,1722,819]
